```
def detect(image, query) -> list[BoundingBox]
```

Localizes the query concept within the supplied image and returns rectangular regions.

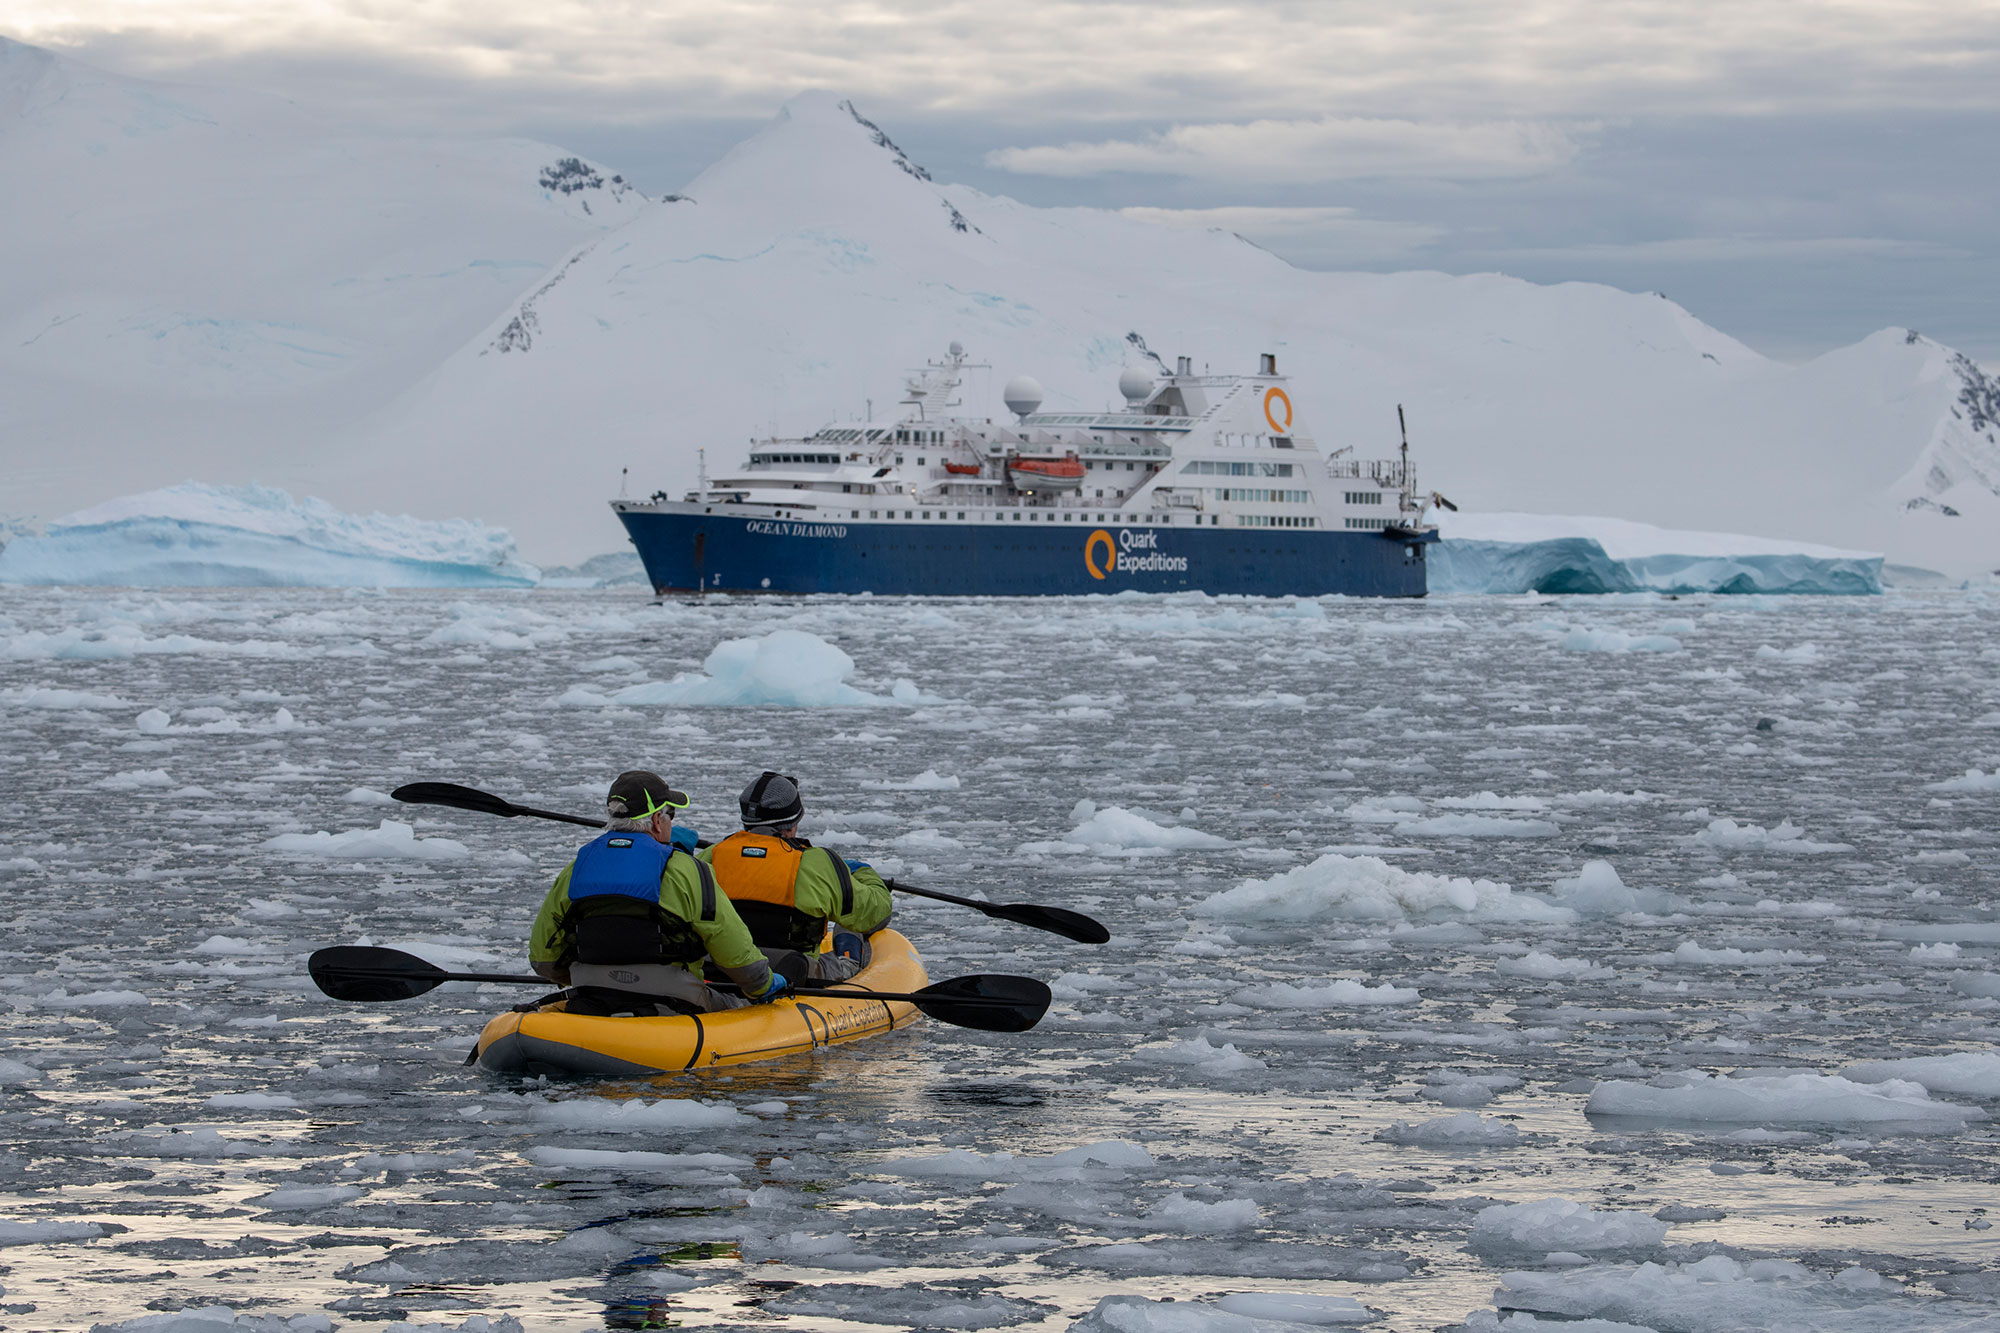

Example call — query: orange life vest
[708,831,854,953]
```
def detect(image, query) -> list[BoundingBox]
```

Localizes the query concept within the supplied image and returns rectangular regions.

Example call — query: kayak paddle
[308,945,1052,1033]
[389,781,1109,943]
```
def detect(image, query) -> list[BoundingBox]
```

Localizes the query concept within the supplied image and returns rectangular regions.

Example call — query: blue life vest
[561,831,717,966]
[569,831,673,905]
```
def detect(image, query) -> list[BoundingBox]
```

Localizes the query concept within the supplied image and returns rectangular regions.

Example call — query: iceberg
[1429,512,1883,595]
[0,483,538,588]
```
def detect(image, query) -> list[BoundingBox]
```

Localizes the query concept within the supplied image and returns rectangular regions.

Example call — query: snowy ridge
[337,93,1999,573]
[1430,511,1885,594]
[0,483,537,587]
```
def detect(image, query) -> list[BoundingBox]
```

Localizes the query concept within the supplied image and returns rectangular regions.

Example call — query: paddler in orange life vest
[528,770,791,1016]
[700,772,893,983]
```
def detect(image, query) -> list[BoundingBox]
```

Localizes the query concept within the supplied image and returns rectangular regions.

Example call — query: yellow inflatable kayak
[473,929,927,1076]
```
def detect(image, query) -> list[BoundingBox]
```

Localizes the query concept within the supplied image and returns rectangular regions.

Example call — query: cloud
[991,117,1594,183]
[1479,236,1974,265]
[1120,205,1446,265]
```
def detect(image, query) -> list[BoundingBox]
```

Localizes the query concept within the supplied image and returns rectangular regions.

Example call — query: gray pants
[763,944,867,983]
[568,962,748,1013]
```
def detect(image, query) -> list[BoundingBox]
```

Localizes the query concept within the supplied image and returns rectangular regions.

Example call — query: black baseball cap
[607,770,689,820]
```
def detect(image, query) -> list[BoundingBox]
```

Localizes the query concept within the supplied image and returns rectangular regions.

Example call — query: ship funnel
[1176,355,1191,376]
[1260,352,1277,376]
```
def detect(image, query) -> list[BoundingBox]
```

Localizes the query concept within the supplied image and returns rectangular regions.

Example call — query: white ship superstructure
[674,345,1437,537]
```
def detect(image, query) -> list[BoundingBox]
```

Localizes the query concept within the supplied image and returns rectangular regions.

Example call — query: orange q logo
[1263,386,1293,434]
[1084,529,1116,580]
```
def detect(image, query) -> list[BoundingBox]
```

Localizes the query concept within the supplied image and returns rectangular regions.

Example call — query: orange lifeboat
[1006,454,1085,492]
[943,461,982,475]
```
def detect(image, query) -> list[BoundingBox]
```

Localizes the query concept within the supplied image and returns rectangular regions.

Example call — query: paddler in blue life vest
[528,770,791,1016]
[701,771,893,983]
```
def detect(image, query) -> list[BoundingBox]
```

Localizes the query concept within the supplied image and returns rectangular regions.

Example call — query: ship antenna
[619,466,628,500]
[697,448,709,498]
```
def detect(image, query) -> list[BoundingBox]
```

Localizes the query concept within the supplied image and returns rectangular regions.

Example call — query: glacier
[0,483,539,587]
[1429,511,1885,595]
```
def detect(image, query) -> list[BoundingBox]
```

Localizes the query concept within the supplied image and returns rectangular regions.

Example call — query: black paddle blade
[910,975,1052,1033]
[988,903,1110,945]
[308,946,449,1003]
[391,782,521,818]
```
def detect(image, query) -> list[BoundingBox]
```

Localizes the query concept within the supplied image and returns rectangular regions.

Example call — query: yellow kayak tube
[474,929,927,1076]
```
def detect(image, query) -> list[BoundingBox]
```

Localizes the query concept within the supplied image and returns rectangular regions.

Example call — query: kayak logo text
[1084,528,1190,579]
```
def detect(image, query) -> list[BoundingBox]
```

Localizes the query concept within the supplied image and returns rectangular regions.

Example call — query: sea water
[0,587,1995,1332]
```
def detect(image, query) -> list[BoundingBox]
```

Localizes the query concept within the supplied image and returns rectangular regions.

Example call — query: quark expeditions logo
[1263,386,1292,434]
[1084,528,1190,579]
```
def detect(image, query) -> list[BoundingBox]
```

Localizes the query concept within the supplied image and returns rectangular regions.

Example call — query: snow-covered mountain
[335,92,1998,573]
[0,36,643,526]
[6,38,1995,576]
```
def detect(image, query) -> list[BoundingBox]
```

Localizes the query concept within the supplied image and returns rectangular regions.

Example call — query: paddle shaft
[390,782,1107,943]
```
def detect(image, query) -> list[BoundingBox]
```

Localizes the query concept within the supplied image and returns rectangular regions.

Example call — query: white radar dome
[948,340,964,357]
[1003,375,1044,419]
[1118,368,1153,403]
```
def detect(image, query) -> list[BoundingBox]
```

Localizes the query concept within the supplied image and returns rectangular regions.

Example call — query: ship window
[957,512,966,520]
[1012,512,1022,521]
[1125,462,1135,470]
[851,511,860,518]
[869,511,879,518]
[905,510,914,519]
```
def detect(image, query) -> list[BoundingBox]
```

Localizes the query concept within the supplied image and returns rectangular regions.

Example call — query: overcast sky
[15,1,1998,363]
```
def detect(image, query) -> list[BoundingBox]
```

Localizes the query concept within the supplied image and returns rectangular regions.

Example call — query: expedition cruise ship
[612,345,1444,597]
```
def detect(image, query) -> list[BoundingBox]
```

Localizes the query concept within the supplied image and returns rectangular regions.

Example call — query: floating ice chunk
[525,1146,750,1181]
[1214,1293,1375,1325]
[342,787,395,804]
[118,1127,266,1157]
[1484,1253,1988,1331]
[261,819,469,860]
[1434,792,1550,812]
[0,1058,43,1085]
[1755,642,1822,664]
[94,768,176,791]
[1497,950,1614,980]
[564,630,916,707]
[1843,1052,2000,1097]
[1196,854,1574,926]
[0,1219,106,1246]
[1586,1071,1986,1127]
[1545,860,1684,916]
[1420,1072,1522,1106]
[0,482,538,588]
[519,1096,750,1132]
[37,988,150,1007]
[879,1141,1154,1182]
[1691,818,1851,854]
[253,1184,363,1210]
[1471,1197,1668,1252]
[1340,795,1427,823]
[1927,768,2000,793]
[1393,813,1559,838]
[1057,1242,1407,1280]
[1073,1293,1365,1331]
[204,1092,301,1110]
[1641,941,1824,966]
[1229,980,1418,1008]
[1128,1036,1268,1074]
[770,1283,1047,1328]
[1062,800,1229,852]
[1558,627,1681,654]
[1910,942,1961,962]
[1376,1112,1522,1146]
[1144,1192,1261,1233]
[0,686,129,710]
[864,768,961,790]
[136,707,171,732]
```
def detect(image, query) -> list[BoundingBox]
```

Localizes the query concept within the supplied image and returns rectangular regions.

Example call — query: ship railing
[1325,459,1409,485]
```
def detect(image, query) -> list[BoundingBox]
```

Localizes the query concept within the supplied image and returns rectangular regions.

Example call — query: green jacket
[530,843,775,994]
[697,841,894,951]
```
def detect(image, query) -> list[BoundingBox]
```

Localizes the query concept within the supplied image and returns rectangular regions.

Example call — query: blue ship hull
[615,506,1434,596]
